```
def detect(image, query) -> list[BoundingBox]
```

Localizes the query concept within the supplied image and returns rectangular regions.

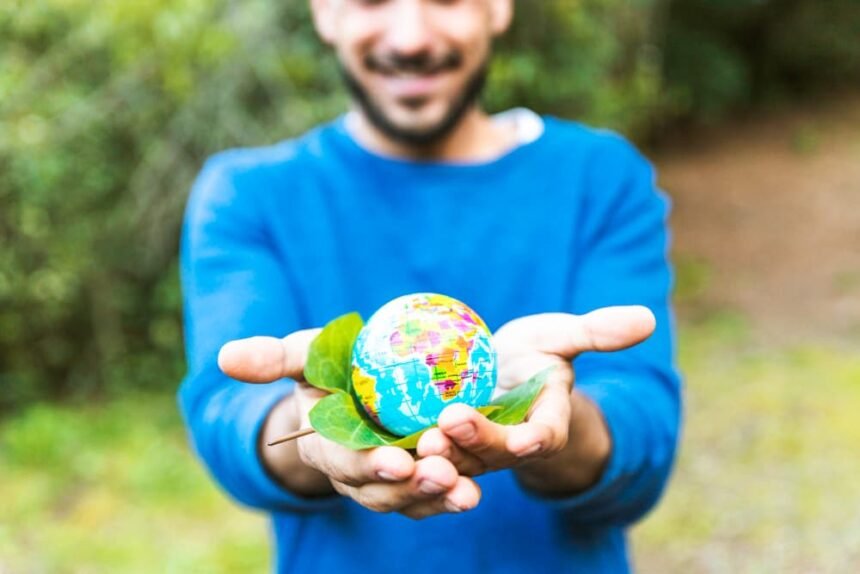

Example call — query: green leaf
[308,391,401,450]
[389,428,429,450]
[309,396,507,451]
[478,405,503,417]
[387,405,502,449]
[486,366,554,425]
[304,312,363,394]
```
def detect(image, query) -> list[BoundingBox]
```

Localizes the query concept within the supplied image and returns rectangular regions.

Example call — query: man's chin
[380,109,461,145]
[350,98,460,147]
[339,61,488,149]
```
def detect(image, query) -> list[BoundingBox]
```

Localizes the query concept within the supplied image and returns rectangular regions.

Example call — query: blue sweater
[179,115,682,573]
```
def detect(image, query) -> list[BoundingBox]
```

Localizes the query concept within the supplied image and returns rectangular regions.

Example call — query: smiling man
[178,1,681,573]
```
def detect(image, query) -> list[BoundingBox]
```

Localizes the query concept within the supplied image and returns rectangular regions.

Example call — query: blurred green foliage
[2,0,858,408]
[0,392,270,572]
[664,0,860,120]
[635,318,860,572]
[1,0,342,407]
[0,0,661,408]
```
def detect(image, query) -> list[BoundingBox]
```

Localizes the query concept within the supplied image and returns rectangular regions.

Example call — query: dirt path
[654,93,860,346]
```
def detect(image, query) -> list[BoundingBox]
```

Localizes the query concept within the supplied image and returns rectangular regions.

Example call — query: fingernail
[444,499,463,513]
[516,443,542,457]
[377,471,399,481]
[419,479,446,495]
[447,422,476,441]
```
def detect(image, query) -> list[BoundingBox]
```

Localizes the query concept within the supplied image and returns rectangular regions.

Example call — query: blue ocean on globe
[351,293,497,436]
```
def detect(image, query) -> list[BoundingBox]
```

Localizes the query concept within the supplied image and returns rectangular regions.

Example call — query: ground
[633,92,860,572]
[658,92,860,346]
[2,95,859,573]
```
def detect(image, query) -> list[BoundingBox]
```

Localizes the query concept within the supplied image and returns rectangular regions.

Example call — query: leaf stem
[267,427,316,446]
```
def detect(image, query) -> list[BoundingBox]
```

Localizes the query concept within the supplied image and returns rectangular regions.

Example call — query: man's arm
[178,154,334,511]
[418,137,681,527]
[180,155,480,518]
[510,390,611,494]
[417,387,611,494]
[415,306,657,499]
[554,138,680,526]
[218,330,483,519]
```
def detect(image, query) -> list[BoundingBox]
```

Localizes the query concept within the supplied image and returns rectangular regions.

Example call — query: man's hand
[416,306,656,495]
[218,330,481,519]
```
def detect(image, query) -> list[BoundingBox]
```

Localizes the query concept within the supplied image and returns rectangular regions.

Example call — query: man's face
[312,0,513,146]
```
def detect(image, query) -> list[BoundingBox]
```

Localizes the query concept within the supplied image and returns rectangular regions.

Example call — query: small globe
[351,293,497,436]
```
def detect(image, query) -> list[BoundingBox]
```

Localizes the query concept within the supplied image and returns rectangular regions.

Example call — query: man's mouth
[365,50,461,75]
[379,72,444,101]
[363,51,461,100]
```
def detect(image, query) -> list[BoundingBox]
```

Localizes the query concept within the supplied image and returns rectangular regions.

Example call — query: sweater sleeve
[534,137,682,528]
[177,154,340,513]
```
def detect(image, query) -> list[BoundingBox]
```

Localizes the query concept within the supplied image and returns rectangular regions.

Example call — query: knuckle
[330,481,351,497]
[542,426,559,448]
[338,473,366,488]
[536,421,565,451]
[538,437,567,459]
[351,485,402,513]
[360,496,394,514]
[457,431,491,453]
[327,461,365,487]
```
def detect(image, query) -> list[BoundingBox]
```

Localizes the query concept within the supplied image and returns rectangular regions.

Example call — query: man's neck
[346,106,519,162]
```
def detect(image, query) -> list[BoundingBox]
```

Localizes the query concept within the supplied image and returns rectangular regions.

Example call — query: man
[178,0,681,572]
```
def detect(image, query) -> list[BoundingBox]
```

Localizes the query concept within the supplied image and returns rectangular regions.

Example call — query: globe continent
[351,293,497,436]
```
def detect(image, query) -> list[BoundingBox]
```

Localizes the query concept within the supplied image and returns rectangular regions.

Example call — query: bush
[0,0,661,408]
[663,0,860,120]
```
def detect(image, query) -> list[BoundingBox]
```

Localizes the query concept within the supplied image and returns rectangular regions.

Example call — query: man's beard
[339,57,489,148]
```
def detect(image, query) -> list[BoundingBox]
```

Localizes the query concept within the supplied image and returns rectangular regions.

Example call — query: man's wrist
[259,393,335,498]
[514,390,612,497]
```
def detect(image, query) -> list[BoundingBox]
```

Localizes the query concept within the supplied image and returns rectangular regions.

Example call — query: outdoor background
[2,0,859,572]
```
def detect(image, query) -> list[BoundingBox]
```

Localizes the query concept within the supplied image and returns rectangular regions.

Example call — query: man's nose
[385,0,434,57]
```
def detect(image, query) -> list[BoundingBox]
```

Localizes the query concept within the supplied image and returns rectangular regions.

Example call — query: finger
[298,436,415,487]
[505,381,571,457]
[416,428,487,476]
[437,404,512,466]
[218,328,321,383]
[497,306,656,360]
[333,456,459,513]
[400,476,482,520]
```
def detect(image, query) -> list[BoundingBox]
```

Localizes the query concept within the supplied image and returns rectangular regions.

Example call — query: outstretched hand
[218,330,481,519]
[416,306,656,488]
[216,305,654,515]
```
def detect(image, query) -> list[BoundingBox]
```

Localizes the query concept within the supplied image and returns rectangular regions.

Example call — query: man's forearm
[259,393,336,497]
[514,390,612,497]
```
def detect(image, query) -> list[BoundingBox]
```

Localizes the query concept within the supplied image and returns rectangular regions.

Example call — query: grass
[2,316,859,573]
[633,314,860,572]
[0,394,270,573]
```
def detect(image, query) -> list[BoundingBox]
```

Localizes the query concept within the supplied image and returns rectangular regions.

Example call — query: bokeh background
[2,0,860,571]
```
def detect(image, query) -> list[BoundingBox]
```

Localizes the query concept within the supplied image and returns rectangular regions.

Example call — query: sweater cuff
[232,382,342,512]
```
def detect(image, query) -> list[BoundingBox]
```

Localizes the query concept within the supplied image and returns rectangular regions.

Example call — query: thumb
[575,305,657,353]
[499,306,656,360]
[218,328,321,383]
